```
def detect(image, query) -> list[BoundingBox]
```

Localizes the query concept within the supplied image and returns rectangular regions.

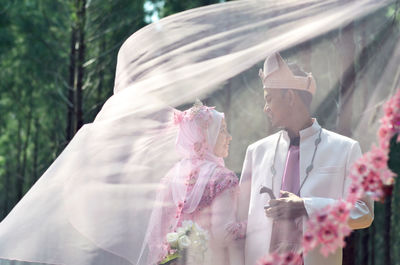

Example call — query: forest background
[0,1,399,265]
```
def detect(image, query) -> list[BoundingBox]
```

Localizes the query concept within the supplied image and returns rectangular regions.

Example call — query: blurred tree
[0,0,146,219]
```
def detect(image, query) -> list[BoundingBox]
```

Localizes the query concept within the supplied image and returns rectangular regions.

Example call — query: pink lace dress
[147,165,245,265]
[180,166,242,265]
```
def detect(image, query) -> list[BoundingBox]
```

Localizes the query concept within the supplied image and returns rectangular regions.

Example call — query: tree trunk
[74,0,86,133]
[336,23,356,138]
[96,38,106,114]
[15,120,24,201]
[370,223,375,265]
[2,168,10,219]
[21,107,32,194]
[32,118,40,184]
[337,22,357,265]
[361,228,369,265]
[360,21,369,111]
[67,23,77,143]
[384,194,393,265]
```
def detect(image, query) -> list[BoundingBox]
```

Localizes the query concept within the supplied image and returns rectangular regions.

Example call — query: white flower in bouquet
[178,235,191,249]
[193,222,204,233]
[181,220,193,231]
[176,227,186,237]
[161,220,209,265]
[166,232,179,249]
[193,222,209,241]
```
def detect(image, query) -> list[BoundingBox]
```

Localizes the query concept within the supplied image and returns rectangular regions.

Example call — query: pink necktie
[281,145,300,195]
[269,144,303,258]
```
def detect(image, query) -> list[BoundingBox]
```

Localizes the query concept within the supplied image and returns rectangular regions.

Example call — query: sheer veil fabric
[0,0,399,264]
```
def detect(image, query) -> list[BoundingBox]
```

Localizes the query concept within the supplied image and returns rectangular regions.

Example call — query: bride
[143,101,245,265]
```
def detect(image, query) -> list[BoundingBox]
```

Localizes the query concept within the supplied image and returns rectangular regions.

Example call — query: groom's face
[263,88,290,128]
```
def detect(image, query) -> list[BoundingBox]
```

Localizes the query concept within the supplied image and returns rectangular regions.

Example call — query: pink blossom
[393,115,400,130]
[355,162,367,175]
[317,222,337,244]
[378,124,389,140]
[368,145,388,169]
[346,183,363,204]
[301,90,400,258]
[361,170,383,196]
[283,252,303,265]
[303,231,317,254]
[257,252,302,265]
[304,201,352,257]
[256,254,277,265]
[378,90,400,150]
[316,220,349,257]
[347,142,395,201]
[173,110,184,125]
[384,104,394,116]
[185,169,199,186]
[330,201,351,222]
[316,213,328,223]
[381,168,396,185]
[175,201,184,218]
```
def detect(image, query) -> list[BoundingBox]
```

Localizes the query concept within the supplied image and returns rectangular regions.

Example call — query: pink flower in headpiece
[173,110,184,125]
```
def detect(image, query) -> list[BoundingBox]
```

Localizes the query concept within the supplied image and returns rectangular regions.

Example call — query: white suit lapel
[299,119,322,194]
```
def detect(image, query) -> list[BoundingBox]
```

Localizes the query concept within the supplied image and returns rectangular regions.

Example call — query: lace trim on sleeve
[196,168,238,211]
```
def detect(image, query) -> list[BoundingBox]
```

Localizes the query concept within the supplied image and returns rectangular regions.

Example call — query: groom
[238,53,373,265]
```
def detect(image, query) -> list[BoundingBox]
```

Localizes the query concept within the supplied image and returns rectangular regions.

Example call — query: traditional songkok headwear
[259,53,316,96]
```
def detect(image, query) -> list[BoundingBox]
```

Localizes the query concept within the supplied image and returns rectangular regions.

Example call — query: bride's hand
[225,221,246,240]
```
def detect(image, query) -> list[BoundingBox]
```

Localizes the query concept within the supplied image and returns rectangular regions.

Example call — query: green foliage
[159,252,180,264]
[150,0,229,18]
[0,0,146,218]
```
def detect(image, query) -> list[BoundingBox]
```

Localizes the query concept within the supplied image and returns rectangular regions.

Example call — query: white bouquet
[160,220,208,265]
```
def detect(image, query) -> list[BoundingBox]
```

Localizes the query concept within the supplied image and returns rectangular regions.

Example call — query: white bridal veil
[0,0,399,264]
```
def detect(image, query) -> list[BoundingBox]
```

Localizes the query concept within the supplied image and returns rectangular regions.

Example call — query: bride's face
[214,118,232,158]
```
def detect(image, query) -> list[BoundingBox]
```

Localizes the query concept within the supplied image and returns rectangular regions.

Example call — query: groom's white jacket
[238,119,374,265]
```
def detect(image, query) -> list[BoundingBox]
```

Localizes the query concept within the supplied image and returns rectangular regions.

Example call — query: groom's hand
[264,191,307,220]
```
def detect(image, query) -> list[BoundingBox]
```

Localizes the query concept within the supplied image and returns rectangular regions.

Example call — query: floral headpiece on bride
[173,99,215,128]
